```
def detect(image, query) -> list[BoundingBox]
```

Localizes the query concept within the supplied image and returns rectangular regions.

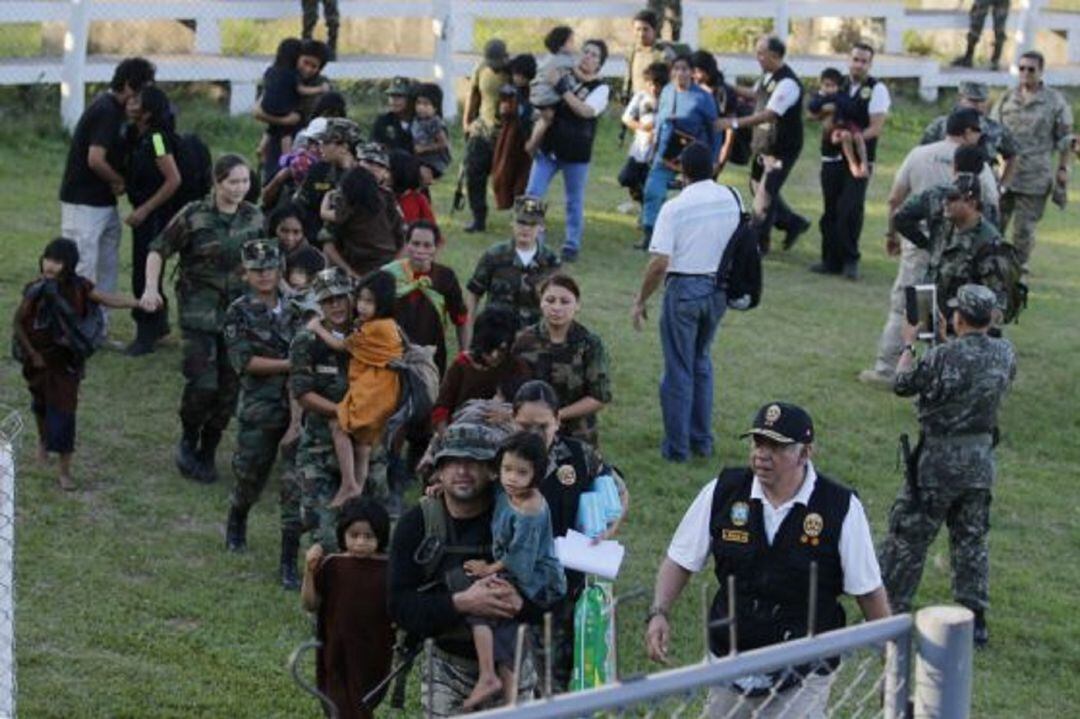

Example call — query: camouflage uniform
[149,198,263,453]
[422,645,537,717]
[894,183,1007,312]
[289,270,390,550]
[920,114,1018,176]
[990,83,1074,264]
[466,241,561,330]
[511,321,613,447]
[300,0,339,55]
[880,286,1017,615]
[968,0,1009,48]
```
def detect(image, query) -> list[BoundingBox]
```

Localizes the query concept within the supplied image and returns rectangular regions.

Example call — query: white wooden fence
[3,0,1080,129]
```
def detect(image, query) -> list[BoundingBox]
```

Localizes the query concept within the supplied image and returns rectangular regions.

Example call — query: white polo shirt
[648,180,743,275]
[666,462,882,597]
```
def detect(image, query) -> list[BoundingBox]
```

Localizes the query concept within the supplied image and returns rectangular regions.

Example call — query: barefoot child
[410,83,452,183]
[461,431,566,709]
[809,67,869,178]
[11,238,138,490]
[302,498,394,719]
[306,270,403,507]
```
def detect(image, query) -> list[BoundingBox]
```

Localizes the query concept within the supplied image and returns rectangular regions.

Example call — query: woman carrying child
[306,270,403,509]
[302,497,394,719]
[13,238,139,490]
[461,431,566,709]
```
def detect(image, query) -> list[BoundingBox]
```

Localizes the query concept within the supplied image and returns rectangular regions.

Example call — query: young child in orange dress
[307,270,403,507]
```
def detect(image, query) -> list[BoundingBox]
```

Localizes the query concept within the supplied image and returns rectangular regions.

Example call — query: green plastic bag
[571,578,616,690]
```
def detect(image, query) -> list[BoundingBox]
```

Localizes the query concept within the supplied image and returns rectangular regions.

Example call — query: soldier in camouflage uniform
[990,51,1074,267]
[511,275,613,447]
[920,81,1017,187]
[894,175,1009,316]
[292,118,361,241]
[465,195,561,331]
[289,268,389,551]
[952,0,1010,70]
[880,284,1016,647]
[143,154,264,485]
[222,241,306,589]
[300,0,339,60]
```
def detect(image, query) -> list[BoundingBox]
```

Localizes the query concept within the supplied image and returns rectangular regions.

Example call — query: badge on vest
[315,364,339,375]
[730,501,750,527]
[722,528,750,543]
[800,512,824,546]
[859,86,872,101]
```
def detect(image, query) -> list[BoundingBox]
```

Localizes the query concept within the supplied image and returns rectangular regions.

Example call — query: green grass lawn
[1,88,1079,717]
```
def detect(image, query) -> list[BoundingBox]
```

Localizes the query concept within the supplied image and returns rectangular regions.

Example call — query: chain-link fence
[0,409,22,719]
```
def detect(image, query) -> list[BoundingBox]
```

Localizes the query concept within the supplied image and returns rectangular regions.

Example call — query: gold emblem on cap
[764,404,782,426]
[803,512,823,538]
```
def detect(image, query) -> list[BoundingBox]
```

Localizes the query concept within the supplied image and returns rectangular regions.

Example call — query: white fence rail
[4,0,1080,129]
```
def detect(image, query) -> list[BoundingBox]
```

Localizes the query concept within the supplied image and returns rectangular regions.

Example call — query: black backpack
[716,187,763,310]
[171,132,213,211]
[973,237,1028,324]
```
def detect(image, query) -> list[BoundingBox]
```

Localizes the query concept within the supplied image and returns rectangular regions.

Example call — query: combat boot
[463,210,486,233]
[225,506,249,552]
[279,529,301,590]
[973,609,989,648]
[124,319,157,357]
[951,36,976,68]
[989,35,1005,71]
[195,429,223,484]
[175,425,202,480]
[327,27,339,61]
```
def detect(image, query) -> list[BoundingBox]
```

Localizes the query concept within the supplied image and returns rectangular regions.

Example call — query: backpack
[973,238,1027,323]
[383,328,441,452]
[715,187,763,310]
[13,279,104,363]
[171,132,213,211]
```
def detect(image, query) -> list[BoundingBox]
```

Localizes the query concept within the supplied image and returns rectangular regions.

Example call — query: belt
[665,272,713,280]
[921,432,992,446]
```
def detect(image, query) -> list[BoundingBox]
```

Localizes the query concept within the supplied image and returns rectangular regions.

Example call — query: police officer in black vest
[718,36,809,254]
[645,402,890,716]
[812,43,891,280]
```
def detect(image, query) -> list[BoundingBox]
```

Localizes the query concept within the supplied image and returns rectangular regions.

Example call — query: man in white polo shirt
[645,402,890,718]
[631,142,742,462]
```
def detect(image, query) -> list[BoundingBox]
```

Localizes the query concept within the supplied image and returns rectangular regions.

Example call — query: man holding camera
[879,284,1016,647]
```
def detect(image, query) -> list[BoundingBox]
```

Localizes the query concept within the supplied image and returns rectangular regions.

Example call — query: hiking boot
[226,506,249,552]
[782,215,811,251]
[858,369,894,388]
[973,610,989,648]
[843,261,860,281]
[279,530,301,590]
[194,429,222,484]
[463,212,487,233]
[950,54,973,68]
[809,262,840,275]
[175,434,201,480]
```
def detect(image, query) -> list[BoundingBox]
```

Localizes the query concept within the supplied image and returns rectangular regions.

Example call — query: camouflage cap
[321,117,363,148]
[311,267,354,302]
[947,284,996,325]
[241,238,283,270]
[385,76,413,96]
[958,81,989,102]
[357,142,390,168]
[432,422,501,465]
[513,194,547,225]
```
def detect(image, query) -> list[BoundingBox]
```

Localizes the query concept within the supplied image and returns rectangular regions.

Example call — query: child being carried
[810,67,869,179]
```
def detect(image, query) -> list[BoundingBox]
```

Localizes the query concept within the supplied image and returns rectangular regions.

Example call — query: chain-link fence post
[884,620,912,719]
[914,606,973,719]
[0,409,23,719]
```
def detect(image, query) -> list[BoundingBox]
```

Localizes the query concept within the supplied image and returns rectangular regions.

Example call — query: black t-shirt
[60,92,126,207]
[372,112,415,154]
[125,127,177,209]
[261,65,300,117]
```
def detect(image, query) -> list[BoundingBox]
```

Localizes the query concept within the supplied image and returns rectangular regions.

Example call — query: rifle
[451,159,466,214]
[898,432,922,506]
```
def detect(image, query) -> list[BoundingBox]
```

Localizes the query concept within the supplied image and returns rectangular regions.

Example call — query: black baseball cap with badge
[947,283,997,326]
[513,194,547,225]
[741,402,815,445]
[241,238,283,270]
[312,267,354,302]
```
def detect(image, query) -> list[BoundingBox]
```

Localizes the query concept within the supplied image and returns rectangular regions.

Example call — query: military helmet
[241,238,283,270]
[513,194,547,225]
[321,117,363,148]
[311,267,354,302]
[432,422,502,465]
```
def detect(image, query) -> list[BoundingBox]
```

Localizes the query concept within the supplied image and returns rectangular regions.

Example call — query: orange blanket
[337,318,403,442]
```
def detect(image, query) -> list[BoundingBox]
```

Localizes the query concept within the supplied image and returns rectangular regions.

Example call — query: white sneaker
[857,369,894,388]
[616,200,639,215]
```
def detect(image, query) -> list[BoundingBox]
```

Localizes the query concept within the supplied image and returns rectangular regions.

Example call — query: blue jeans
[525,152,591,254]
[658,275,726,461]
[641,164,676,234]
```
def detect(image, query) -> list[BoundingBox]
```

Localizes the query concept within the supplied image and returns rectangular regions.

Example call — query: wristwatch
[902,344,916,357]
[645,605,669,624]
[731,118,740,130]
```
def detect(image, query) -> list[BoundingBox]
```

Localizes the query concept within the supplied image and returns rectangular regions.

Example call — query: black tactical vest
[752,64,804,159]
[822,76,880,162]
[543,78,604,164]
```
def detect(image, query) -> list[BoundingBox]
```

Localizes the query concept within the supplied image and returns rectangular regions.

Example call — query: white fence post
[60,0,91,132]
[0,409,22,719]
[681,1,700,50]
[433,0,458,120]
[913,606,973,719]
[775,0,790,43]
[451,0,474,54]
[1015,0,1047,61]
[194,13,222,55]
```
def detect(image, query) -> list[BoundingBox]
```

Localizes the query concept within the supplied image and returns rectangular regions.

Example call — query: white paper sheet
[554,529,626,580]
